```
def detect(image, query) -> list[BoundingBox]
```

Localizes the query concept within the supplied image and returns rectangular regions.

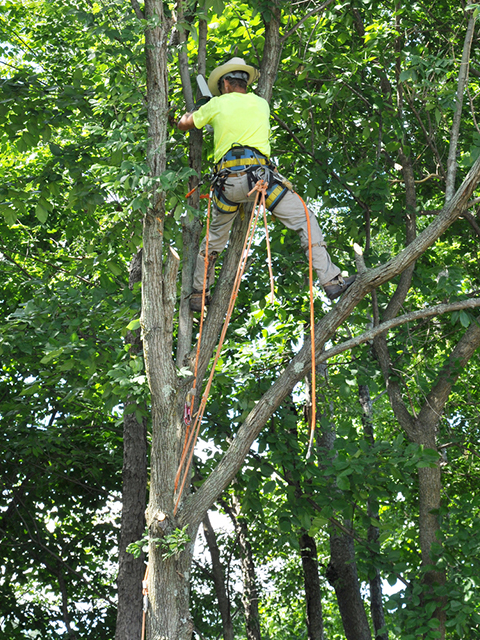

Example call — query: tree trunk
[327,529,372,640]
[359,384,388,640]
[203,513,234,640]
[315,385,371,640]
[116,249,148,640]
[299,533,325,640]
[224,497,261,640]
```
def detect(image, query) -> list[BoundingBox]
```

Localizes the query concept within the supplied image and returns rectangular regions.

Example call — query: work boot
[323,274,356,300]
[189,289,211,312]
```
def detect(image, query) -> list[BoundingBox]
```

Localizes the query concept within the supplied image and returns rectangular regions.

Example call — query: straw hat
[207,57,260,96]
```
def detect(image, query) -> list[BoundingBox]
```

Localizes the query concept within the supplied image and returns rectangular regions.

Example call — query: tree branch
[318,298,480,363]
[180,152,480,526]
[280,0,337,43]
[418,313,480,428]
[130,0,145,20]
[445,14,476,202]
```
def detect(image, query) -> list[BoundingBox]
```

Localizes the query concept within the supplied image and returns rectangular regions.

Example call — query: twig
[280,0,337,43]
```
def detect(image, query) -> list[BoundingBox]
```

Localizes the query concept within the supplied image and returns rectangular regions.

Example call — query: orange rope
[174,182,268,515]
[176,192,212,490]
[296,193,317,458]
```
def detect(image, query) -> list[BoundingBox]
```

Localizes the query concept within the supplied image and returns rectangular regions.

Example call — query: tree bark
[116,250,148,640]
[142,2,196,639]
[299,533,325,640]
[316,391,370,640]
[327,528,372,640]
[176,7,205,368]
[202,513,234,640]
[445,15,476,202]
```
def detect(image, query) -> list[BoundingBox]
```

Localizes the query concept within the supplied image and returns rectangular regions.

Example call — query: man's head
[208,57,260,96]
[219,70,249,94]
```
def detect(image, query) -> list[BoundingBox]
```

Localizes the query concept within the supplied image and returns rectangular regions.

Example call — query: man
[178,57,355,311]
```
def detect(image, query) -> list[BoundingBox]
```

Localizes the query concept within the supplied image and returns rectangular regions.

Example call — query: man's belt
[215,146,269,173]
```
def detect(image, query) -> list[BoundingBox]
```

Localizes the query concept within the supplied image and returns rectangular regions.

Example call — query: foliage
[1,0,480,638]
[127,526,191,560]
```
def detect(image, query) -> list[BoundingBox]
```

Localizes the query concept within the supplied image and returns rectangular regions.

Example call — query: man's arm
[177,112,197,131]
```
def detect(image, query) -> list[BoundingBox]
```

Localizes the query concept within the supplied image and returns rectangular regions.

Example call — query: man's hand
[177,112,196,131]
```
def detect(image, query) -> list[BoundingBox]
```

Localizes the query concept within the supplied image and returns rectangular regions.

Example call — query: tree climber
[178,57,356,312]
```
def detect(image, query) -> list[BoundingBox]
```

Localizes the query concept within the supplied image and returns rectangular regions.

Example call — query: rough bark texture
[299,533,325,640]
[258,2,283,103]
[142,2,195,639]
[327,529,372,640]
[116,249,148,640]
[175,11,205,368]
[203,513,234,640]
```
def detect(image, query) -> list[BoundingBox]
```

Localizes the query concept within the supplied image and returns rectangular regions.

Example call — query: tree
[140,1,480,637]
[2,0,480,638]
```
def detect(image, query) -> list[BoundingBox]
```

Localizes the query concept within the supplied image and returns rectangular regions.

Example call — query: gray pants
[193,173,341,291]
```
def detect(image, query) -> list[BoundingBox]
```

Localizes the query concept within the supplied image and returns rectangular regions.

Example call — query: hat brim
[208,62,260,96]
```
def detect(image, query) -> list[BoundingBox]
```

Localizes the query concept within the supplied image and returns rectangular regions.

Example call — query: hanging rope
[174,181,270,515]
[180,192,212,468]
[296,193,317,458]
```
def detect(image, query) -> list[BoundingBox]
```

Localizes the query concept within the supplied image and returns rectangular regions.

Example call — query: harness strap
[216,157,269,171]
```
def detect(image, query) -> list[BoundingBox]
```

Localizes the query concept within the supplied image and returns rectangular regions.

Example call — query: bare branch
[445,15,476,202]
[318,298,480,364]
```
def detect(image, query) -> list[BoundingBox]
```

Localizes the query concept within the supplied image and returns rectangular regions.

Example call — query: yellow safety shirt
[193,92,271,163]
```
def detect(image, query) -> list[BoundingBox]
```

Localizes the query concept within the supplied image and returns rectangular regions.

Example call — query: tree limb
[318,298,480,362]
[180,152,480,526]
[445,14,476,202]
[130,0,145,20]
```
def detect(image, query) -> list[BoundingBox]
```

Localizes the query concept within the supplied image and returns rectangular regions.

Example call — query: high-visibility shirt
[193,92,271,163]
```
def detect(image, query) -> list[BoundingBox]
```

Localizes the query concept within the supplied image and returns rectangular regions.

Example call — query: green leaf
[337,475,351,491]
[127,318,141,331]
[35,203,49,223]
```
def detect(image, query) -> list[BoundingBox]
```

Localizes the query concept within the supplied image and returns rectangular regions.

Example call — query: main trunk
[146,539,196,640]
[416,432,446,637]
[116,251,148,640]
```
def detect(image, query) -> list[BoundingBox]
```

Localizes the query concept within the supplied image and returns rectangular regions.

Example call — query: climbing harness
[211,146,291,215]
